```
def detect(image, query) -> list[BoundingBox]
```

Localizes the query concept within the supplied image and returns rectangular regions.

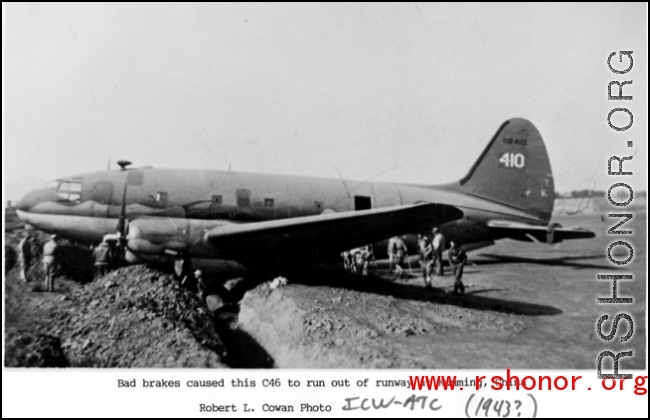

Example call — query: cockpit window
[56,181,82,203]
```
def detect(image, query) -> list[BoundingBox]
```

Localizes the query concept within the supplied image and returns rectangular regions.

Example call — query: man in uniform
[355,245,373,276]
[341,250,353,272]
[42,234,59,292]
[387,237,396,272]
[431,227,446,276]
[362,244,375,276]
[448,240,468,295]
[418,234,433,289]
[18,232,35,282]
[393,236,408,278]
[195,269,207,299]
[93,240,113,279]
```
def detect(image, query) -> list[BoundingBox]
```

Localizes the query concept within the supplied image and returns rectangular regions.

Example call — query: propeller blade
[114,182,129,264]
[116,182,128,237]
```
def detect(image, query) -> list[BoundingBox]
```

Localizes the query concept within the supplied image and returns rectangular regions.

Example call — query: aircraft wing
[205,203,463,262]
[487,220,596,244]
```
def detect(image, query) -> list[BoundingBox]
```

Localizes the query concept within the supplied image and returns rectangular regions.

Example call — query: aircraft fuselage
[17,167,544,264]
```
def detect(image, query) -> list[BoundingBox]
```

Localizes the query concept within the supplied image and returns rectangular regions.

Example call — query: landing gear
[173,255,232,313]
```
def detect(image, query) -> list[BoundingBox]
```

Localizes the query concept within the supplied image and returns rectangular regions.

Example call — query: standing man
[418,234,433,289]
[18,232,35,282]
[341,250,352,272]
[431,227,446,276]
[387,237,396,272]
[93,240,113,279]
[393,236,408,278]
[195,269,207,299]
[448,240,468,295]
[357,245,373,276]
[42,234,59,292]
[105,235,121,269]
[362,244,375,276]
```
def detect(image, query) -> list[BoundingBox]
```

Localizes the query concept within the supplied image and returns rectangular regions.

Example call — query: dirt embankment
[5,264,228,368]
[4,206,229,367]
[239,274,525,369]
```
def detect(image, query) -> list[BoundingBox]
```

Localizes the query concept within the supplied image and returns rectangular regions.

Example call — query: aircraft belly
[17,211,117,244]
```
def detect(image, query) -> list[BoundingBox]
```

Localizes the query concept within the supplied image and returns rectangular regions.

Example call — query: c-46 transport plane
[17,118,594,278]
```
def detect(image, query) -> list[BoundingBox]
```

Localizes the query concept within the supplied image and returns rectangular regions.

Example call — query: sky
[3,3,648,201]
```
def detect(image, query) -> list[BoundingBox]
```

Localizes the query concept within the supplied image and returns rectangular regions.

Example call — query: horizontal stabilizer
[487,220,596,244]
[206,203,463,262]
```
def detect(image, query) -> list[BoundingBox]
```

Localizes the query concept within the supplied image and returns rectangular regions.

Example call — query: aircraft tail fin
[459,118,555,223]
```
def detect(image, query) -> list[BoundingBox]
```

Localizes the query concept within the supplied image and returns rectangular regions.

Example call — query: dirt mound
[5,263,228,368]
[239,279,525,369]
[4,329,69,368]
[50,266,227,367]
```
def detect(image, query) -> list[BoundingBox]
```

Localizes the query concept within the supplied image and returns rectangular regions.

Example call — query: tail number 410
[499,153,526,168]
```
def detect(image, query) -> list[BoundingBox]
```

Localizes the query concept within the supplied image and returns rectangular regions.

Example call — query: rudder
[459,118,555,223]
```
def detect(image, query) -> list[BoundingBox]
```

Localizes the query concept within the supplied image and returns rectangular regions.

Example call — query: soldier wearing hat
[431,227,446,276]
[42,234,59,292]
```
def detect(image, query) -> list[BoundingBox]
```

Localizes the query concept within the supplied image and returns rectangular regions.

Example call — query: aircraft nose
[17,188,58,213]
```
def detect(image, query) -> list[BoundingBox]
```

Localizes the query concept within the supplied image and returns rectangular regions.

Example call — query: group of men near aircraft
[18,231,62,292]
[343,227,468,295]
[20,225,467,295]
[17,231,123,292]
[18,230,211,304]
[416,228,468,294]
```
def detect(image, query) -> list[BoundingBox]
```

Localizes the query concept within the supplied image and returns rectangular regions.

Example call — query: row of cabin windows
[151,194,325,210]
[208,194,274,208]
[46,180,354,211]
[47,181,367,212]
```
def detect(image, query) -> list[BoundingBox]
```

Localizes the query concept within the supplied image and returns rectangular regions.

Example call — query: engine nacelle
[126,217,231,259]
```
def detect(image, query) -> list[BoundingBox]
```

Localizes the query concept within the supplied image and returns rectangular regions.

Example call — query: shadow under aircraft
[475,253,609,270]
[293,267,562,316]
